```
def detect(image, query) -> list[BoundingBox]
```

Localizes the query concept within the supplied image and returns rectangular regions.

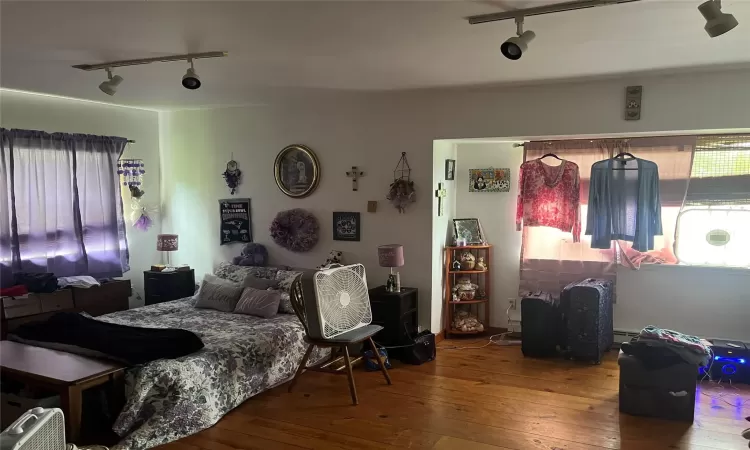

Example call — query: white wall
[431,141,457,332]
[454,142,524,327]
[160,68,750,337]
[0,90,161,306]
[159,101,436,327]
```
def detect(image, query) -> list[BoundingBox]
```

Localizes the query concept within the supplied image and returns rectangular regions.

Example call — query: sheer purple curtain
[1,129,129,286]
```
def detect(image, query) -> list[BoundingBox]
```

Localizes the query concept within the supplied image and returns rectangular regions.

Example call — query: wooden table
[0,341,125,443]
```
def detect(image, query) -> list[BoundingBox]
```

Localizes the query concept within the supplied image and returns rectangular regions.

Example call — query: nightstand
[368,286,418,355]
[143,269,195,306]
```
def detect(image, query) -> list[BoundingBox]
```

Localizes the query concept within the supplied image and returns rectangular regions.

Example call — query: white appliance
[301,264,373,339]
[0,407,66,450]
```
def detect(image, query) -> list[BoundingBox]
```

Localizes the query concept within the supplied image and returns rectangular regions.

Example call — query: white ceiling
[2,0,749,110]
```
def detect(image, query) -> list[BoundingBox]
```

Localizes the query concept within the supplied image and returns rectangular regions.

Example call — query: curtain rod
[523,134,699,146]
[128,140,135,143]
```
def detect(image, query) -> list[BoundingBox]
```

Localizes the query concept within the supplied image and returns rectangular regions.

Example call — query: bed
[97,296,326,450]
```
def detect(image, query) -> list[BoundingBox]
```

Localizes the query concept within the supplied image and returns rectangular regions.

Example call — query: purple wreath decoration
[270,208,319,252]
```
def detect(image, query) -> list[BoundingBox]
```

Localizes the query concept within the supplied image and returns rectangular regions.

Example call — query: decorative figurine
[460,252,476,271]
[452,259,462,271]
[476,256,488,271]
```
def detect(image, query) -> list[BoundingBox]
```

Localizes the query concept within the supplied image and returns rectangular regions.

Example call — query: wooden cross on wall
[435,182,447,216]
[346,166,365,191]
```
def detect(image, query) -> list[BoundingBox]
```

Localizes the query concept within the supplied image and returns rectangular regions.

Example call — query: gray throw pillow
[234,287,281,318]
[194,278,243,312]
[243,275,279,290]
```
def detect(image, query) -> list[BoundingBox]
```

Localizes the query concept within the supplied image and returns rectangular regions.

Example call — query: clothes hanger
[612,152,638,170]
[613,152,636,160]
[539,153,562,161]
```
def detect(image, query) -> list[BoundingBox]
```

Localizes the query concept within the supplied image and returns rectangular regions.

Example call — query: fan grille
[20,410,65,450]
[314,264,372,338]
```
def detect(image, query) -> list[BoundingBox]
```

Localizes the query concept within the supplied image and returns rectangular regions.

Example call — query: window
[675,136,750,268]
[0,129,129,285]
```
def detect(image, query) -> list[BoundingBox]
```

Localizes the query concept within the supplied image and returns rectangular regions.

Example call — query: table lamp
[157,234,178,267]
[378,244,404,293]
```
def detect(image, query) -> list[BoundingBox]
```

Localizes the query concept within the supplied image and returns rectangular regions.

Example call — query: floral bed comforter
[97,297,326,450]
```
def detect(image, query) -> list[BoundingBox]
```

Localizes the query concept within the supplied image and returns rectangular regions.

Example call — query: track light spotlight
[182,59,201,90]
[698,0,739,37]
[98,68,123,96]
[501,17,535,60]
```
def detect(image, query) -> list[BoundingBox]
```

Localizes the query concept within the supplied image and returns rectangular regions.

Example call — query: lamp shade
[378,244,404,268]
[157,234,179,252]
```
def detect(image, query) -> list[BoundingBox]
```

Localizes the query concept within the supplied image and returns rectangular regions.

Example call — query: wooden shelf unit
[444,245,492,337]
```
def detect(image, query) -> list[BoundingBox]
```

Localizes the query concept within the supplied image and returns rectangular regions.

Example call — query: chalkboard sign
[219,198,252,245]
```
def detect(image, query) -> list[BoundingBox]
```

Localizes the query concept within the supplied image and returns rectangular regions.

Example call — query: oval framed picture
[274,144,320,198]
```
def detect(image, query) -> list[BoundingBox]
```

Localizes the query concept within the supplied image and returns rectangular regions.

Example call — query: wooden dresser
[1,279,131,339]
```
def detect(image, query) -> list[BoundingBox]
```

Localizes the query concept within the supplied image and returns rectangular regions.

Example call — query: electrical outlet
[509,298,517,310]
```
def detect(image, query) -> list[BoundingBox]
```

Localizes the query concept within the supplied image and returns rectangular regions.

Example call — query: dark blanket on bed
[12,312,204,364]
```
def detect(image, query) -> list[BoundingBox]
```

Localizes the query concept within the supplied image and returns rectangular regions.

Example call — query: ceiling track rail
[466,0,642,25]
[72,51,228,71]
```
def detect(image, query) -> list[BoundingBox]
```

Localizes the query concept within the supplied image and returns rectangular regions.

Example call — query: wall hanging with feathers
[222,159,242,195]
[118,158,155,231]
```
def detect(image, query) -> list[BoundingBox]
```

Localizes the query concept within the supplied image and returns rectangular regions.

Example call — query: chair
[287,274,392,405]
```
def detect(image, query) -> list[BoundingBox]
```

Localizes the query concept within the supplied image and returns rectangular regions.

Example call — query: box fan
[299,264,373,340]
[1,407,66,450]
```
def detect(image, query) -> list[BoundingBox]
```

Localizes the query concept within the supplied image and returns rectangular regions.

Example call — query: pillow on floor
[194,277,243,312]
[274,270,302,314]
[234,287,281,318]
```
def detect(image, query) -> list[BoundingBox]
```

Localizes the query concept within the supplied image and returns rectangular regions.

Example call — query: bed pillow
[194,277,243,312]
[192,274,239,299]
[233,287,281,318]
[214,262,279,284]
[243,275,279,290]
[274,270,302,314]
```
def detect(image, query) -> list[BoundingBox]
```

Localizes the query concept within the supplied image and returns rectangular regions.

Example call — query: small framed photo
[445,159,456,180]
[333,212,361,241]
[453,218,484,245]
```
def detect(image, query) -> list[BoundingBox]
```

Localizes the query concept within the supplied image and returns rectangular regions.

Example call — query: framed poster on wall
[333,211,361,241]
[219,198,252,245]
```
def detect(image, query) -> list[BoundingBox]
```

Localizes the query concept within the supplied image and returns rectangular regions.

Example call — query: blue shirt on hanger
[585,157,663,252]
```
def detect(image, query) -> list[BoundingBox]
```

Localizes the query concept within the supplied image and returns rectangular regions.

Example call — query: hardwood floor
[161,339,750,450]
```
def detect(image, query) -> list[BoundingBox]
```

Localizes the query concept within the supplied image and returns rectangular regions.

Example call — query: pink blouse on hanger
[516,159,581,242]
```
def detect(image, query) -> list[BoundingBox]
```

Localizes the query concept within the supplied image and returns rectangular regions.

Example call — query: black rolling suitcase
[521,292,561,357]
[561,278,614,364]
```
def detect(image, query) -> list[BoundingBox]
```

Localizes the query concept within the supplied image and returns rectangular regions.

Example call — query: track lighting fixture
[181,59,201,90]
[98,68,123,96]
[467,0,740,59]
[698,0,739,38]
[73,51,227,95]
[501,17,535,60]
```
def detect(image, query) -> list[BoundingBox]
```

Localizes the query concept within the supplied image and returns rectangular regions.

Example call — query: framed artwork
[445,159,456,180]
[219,198,252,245]
[469,168,511,192]
[274,144,320,198]
[333,212,360,241]
[453,218,484,245]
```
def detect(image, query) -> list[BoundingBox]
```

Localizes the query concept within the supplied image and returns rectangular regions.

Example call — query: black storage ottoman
[618,350,697,422]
